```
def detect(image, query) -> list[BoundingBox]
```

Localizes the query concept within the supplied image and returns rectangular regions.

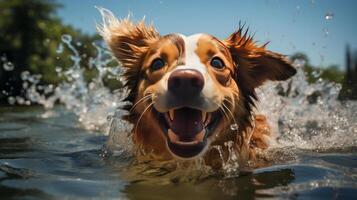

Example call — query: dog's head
[100,16,296,159]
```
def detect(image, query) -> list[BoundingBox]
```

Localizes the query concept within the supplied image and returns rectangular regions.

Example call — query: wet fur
[99,16,296,169]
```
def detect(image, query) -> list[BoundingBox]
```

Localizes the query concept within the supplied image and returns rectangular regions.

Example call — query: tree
[340,45,357,100]
[0,0,100,103]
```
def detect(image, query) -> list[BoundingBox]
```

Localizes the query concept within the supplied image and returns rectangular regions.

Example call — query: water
[1,8,357,198]
[0,106,127,199]
[325,12,334,20]
[322,27,329,37]
[0,106,356,199]
[1,55,15,71]
[230,123,239,131]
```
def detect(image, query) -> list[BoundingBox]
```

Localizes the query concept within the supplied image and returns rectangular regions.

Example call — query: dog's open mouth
[154,107,221,158]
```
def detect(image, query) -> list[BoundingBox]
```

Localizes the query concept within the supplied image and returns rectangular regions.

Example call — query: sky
[56,0,357,69]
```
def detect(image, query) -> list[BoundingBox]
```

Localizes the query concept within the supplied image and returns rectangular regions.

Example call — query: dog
[99,14,296,169]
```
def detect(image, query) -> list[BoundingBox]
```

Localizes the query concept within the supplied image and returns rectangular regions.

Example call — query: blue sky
[56,0,357,69]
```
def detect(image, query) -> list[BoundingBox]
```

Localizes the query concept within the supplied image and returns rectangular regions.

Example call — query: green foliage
[0,0,116,102]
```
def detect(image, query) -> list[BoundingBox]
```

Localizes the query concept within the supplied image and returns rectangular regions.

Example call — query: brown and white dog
[99,14,296,169]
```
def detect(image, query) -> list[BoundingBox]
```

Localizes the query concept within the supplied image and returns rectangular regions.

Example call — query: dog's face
[140,33,240,158]
[100,17,296,159]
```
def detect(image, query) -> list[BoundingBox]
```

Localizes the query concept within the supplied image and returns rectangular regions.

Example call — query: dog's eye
[210,57,225,70]
[150,58,165,71]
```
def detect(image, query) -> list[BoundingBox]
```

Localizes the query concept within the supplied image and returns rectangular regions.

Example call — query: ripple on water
[0,122,28,134]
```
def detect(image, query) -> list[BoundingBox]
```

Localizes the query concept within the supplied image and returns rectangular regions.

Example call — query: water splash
[211,141,240,177]
[105,108,133,154]
[224,141,240,176]
[10,34,129,134]
[256,59,357,151]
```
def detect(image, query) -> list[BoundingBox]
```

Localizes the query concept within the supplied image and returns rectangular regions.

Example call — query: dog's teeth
[202,112,207,121]
[168,129,179,142]
[169,109,174,120]
[195,129,205,142]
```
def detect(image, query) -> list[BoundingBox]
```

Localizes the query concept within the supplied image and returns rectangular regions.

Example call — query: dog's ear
[98,11,161,116]
[98,12,160,69]
[224,27,296,89]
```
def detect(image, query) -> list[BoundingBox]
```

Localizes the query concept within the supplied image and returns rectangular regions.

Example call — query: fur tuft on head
[97,7,161,122]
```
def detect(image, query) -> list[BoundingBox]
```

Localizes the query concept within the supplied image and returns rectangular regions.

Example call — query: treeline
[340,45,357,100]
[0,0,101,103]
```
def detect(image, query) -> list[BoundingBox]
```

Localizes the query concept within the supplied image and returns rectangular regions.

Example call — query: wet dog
[99,14,296,169]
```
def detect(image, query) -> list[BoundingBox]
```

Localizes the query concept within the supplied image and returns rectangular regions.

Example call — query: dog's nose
[168,69,204,96]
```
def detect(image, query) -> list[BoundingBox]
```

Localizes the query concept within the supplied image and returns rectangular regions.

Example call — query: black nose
[168,69,204,97]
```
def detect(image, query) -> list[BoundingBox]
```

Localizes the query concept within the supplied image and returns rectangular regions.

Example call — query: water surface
[0,106,356,199]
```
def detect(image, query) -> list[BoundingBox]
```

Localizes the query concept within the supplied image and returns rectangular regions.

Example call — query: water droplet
[21,71,30,80]
[55,66,62,73]
[22,82,29,89]
[293,58,306,68]
[44,85,54,94]
[3,61,14,71]
[56,43,64,54]
[322,27,329,37]
[16,96,25,104]
[325,12,334,20]
[106,115,113,122]
[100,149,109,158]
[88,82,95,90]
[7,96,16,105]
[230,123,239,131]
[61,34,72,43]
[312,70,321,78]
[72,71,80,79]
[0,55,6,62]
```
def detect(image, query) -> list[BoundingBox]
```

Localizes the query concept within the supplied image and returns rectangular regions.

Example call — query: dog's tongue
[171,108,203,140]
